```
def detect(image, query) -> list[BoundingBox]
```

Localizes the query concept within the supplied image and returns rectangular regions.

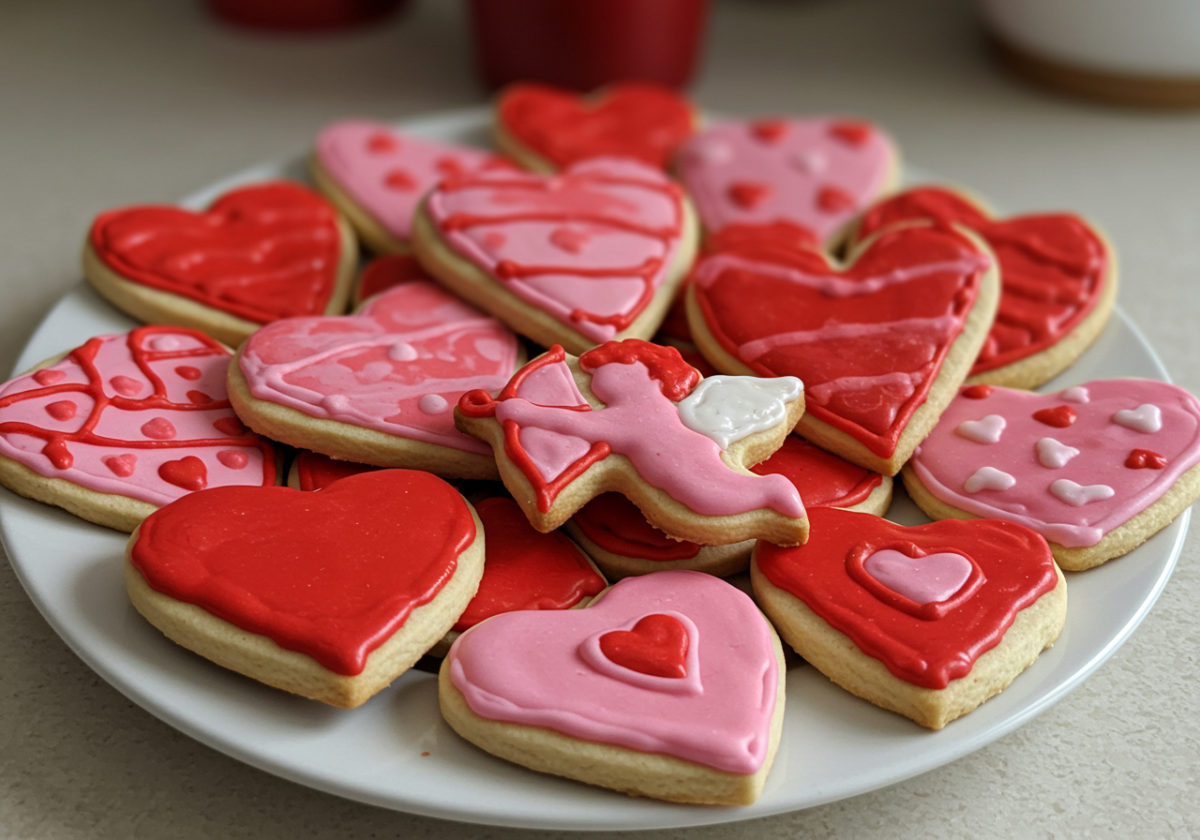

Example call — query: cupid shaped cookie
[456,338,808,546]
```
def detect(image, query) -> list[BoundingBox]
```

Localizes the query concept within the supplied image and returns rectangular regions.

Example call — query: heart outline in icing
[845,540,985,620]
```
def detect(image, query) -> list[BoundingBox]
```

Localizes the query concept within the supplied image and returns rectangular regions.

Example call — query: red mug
[205,0,406,32]
[469,0,709,92]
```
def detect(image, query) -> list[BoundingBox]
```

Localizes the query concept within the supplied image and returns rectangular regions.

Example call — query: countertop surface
[3,1,1200,837]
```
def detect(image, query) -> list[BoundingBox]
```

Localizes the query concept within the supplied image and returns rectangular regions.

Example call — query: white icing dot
[1113,404,1162,433]
[1036,437,1081,469]
[418,394,449,415]
[323,394,350,412]
[676,375,803,450]
[691,139,733,165]
[790,150,827,175]
[1050,479,1115,507]
[150,335,185,351]
[388,342,418,362]
[1060,386,1090,403]
[964,466,1016,493]
[956,414,1006,444]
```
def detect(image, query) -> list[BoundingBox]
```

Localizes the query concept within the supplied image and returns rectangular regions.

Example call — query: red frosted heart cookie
[0,326,277,531]
[312,120,510,255]
[456,339,808,546]
[84,181,357,346]
[851,186,1117,388]
[494,82,696,172]
[125,470,485,708]
[753,508,1066,729]
[675,117,898,246]
[687,222,1000,475]
[230,274,521,480]
[439,570,785,804]
[413,157,699,355]
[566,435,891,579]
[903,379,1200,570]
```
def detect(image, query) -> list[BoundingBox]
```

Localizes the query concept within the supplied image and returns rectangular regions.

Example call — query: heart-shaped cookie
[456,340,807,546]
[494,82,696,172]
[852,186,1116,387]
[904,379,1200,569]
[413,157,698,354]
[439,569,784,804]
[0,326,277,531]
[687,223,1000,474]
[126,470,485,708]
[753,508,1065,729]
[84,181,357,347]
[312,120,508,255]
[230,273,520,479]
[675,117,898,246]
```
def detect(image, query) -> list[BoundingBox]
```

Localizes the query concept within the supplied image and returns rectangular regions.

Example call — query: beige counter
[3,0,1199,837]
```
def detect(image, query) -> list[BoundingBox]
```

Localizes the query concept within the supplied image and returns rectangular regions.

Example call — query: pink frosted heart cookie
[903,380,1200,570]
[229,275,521,480]
[412,157,699,355]
[675,117,899,247]
[439,569,785,804]
[455,339,808,546]
[312,120,509,255]
[753,508,1065,729]
[0,327,278,531]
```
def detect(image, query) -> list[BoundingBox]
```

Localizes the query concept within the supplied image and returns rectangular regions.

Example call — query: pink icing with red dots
[0,327,275,506]
[910,379,1200,547]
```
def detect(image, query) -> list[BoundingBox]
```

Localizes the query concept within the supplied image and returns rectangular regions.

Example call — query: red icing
[111,375,143,396]
[728,182,771,210]
[32,369,65,386]
[756,508,1058,689]
[158,456,208,491]
[452,496,605,632]
[497,82,694,169]
[175,366,202,381]
[828,121,873,147]
[703,221,821,253]
[186,390,211,405]
[294,450,377,491]
[856,187,1109,376]
[575,435,881,560]
[817,185,856,213]
[578,339,699,402]
[130,470,476,676]
[691,225,988,458]
[1126,449,1167,469]
[385,169,417,191]
[599,613,689,678]
[843,541,984,621]
[1033,405,1077,428]
[45,400,77,421]
[961,384,994,399]
[217,450,249,470]
[0,327,275,483]
[367,132,400,154]
[356,254,432,303]
[750,120,788,143]
[89,182,344,325]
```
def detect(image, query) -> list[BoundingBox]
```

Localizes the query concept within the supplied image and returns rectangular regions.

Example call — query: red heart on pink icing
[422,158,690,346]
[158,456,208,491]
[445,570,778,774]
[238,269,518,457]
[599,613,689,679]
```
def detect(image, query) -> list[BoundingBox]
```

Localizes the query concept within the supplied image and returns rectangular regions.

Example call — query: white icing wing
[676,375,804,450]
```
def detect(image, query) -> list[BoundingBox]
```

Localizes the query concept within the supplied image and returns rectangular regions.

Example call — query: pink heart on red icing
[862,548,974,606]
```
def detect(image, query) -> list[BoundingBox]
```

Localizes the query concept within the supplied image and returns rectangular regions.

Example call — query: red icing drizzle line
[856,187,1108,375]
[756,508,1057,689]
[90,182,343,324]
[130,470,475,676]
[0,326,275,481]
[433,167,684,334]
[692,225,987,458]
[452,496,605,631]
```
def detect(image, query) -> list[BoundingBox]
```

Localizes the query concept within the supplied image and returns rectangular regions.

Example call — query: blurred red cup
[469,0,709,92]
[206,0,406,32]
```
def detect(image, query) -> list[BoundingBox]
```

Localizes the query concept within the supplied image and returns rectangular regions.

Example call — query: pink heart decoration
[422,158,690,345]
[676,117,895,245]
[238,274,518,455]
[445,570,778,774]
[862,548,974,605]
[910,379,1200,547]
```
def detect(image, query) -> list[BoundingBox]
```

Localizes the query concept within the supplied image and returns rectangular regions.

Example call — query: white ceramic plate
[0,109,1188,831]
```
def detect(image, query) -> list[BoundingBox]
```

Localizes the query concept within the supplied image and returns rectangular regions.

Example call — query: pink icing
[862,548,974,605]
[911,380,1200,547]
[496,357,805,518]
[239,279,518,454]
[676,117,895,244]
[0,328,273,506]
[424,158,687,344]
[447,570,779,774]
[315,120,501,241]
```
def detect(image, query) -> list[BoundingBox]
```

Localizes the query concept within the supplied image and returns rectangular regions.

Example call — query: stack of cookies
[4,81,1198,807]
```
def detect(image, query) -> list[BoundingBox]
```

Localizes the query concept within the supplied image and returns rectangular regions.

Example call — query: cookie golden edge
[751,550,1067,730]
[124,501,486,709]
[436,608,786,805]
[901,458,1200,572]
[310,154,411,257]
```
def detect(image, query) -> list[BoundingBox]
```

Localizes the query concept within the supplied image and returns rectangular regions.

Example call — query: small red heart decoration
[599,613,689,678]
[1126,449,1167,469]
[158,456,208,491]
